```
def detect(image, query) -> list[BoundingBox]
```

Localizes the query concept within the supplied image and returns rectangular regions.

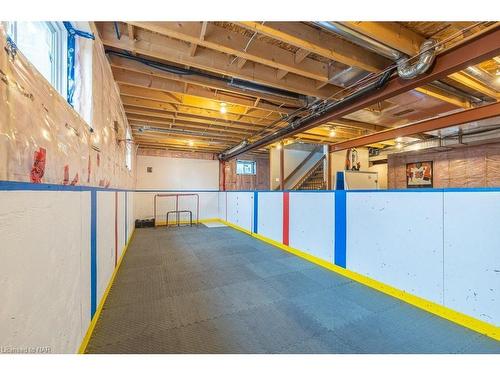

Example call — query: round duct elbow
[397,39,438,80]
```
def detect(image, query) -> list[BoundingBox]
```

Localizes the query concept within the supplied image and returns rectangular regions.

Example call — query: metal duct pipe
[313,22,440,82]
[105,50,306,102]
[465,66,500,92]
[311,22,404,60]
[219,68,394,161]
[397,39,438,80]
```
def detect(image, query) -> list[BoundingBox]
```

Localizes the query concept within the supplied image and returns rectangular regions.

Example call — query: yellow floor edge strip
[219,219,500,341]
[77,228,136,354]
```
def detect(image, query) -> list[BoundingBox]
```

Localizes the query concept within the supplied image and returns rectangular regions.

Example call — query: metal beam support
[329,101,500,152]
[277,25,500,140]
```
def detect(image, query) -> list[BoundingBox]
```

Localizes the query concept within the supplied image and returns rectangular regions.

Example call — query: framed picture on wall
[406,161,433,188]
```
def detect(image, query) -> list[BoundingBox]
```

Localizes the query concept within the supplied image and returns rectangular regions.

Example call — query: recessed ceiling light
[188,140,194,146]
[329,128,336,137]
[395,137,403,142]
[276,143,282,150]
[396,143,403,149]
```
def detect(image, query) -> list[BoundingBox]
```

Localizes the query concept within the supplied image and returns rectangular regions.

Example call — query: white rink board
[117,192,125,257]
[218,191,227,221]
[443,192,500,325]
[96,192,115,304]
[226,192,253,232]
[346,192,444,304]
[0,191,90,353]
[289,192,335,263]
[134,191,219,222]
[257,192,283,243]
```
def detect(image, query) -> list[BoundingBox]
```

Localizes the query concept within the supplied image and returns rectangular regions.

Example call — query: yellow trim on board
[219,219,500,341]
[77,228,136,354]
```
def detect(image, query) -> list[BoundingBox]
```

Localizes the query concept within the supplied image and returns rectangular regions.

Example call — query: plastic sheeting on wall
[0,24,135,188]
[388,143,500,189]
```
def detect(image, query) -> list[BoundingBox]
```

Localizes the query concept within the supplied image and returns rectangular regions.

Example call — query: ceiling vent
[393,108,416,117]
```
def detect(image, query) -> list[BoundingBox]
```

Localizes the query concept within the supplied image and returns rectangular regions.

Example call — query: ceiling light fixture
[395,137,403,142]
[396,143,403,149]
[276,143,282,150]
[220,102,227,114]
[188,140,194,146]
[329,128,336,137]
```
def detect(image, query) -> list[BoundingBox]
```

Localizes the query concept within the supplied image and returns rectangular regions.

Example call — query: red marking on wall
[63,165,69,185]
[99,179,105,187]
[70,173,79,186]
[87,155,91,183]
[96,153,100,167]
[283,192,290,246]
[114,191,118,267]
[30,147,46,183]
[105,180,110,188]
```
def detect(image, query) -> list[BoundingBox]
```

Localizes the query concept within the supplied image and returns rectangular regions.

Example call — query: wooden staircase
[293,155,326,190]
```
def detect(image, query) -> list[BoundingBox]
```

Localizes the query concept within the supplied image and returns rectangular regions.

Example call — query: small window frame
[236,160,257,175]
[4,21,67,97]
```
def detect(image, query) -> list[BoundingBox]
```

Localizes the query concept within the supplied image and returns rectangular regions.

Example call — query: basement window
[236,160,256,175]
[4,21,67,97]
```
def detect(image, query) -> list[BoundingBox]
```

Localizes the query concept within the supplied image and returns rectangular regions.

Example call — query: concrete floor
[86,225,500,354]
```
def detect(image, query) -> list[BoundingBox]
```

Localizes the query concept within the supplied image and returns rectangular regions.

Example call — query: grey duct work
[396,39,438,80]
[219,68,394,161]
[312,22,437,80]
[311,22,404,60]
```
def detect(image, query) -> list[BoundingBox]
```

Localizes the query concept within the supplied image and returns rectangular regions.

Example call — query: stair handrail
[292,154,326,190]
[274,146,323,190]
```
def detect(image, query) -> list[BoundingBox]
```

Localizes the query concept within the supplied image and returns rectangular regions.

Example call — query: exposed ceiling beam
[235,21,390,73]
[128,22,332,83]
[341,21,499,101]
[109,56,298,112]
[127,115,253,136]
[100,22,338,98]
[121,96,279,126]
[284,26,500,140]
[107,55,301,109]
[123,106,272,132]
[118,85,282,121]
[329,101,500,152]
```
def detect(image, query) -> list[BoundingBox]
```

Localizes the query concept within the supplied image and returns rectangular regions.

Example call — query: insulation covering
[0,24,135,188]
[387,143,500,189]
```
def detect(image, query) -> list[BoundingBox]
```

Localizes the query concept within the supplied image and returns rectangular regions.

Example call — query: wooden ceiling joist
[128,22,332,83]
[99,22,339,98]
[118,85,282,122]
[341,21,499,101]
[109,55,300,111]
[123,105,276,132]
[235,21,390,73]
[120,96,283,127]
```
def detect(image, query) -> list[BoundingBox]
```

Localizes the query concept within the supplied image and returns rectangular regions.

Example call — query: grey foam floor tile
[86,226,500,354]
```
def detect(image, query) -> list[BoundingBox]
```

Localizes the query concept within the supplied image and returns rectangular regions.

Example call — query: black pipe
[219,68,395,161]
[113,22,121,40]
[105,50,305,101]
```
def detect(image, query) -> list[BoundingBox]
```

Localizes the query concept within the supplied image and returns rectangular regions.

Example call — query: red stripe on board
[283,192,290,246]
[114,191,118,267]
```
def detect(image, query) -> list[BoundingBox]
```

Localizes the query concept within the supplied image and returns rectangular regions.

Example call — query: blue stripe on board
[124,191,128,244]
[3,180,500,193]
[90,190,97,319]
[334,190,347,268]
[253,191,258,233]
